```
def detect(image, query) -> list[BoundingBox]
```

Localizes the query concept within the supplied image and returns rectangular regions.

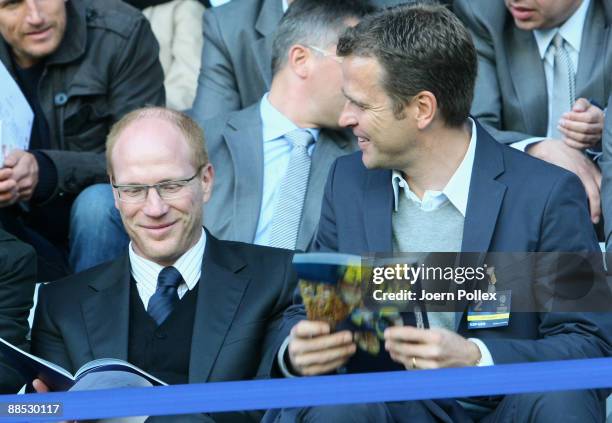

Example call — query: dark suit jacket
[455,0,612,144]
[0,230,35,393]
[31,230,300,421]
[314,122,612,365]
[201,103,357,251]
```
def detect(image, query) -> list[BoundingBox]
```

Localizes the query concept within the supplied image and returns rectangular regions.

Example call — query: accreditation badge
[467,290,511,329]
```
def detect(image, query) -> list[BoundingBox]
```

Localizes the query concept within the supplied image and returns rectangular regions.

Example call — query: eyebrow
[341,88,369,109]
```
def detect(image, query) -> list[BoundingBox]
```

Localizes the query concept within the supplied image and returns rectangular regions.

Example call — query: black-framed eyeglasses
[112,168,202,203]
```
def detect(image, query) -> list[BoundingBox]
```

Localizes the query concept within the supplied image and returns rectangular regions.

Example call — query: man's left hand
[384,326,481,370]
[559,98,604,150]
[3,150,39,202]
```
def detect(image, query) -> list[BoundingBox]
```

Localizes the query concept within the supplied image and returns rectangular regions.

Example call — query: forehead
[111,118,193,180]
[341,55,389,103]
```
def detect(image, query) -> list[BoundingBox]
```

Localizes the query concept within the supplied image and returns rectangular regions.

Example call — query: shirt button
[54,93,68,106]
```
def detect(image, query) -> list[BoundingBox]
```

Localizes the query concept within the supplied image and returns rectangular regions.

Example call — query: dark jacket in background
[0,230,35,394]
[0,0,165,203]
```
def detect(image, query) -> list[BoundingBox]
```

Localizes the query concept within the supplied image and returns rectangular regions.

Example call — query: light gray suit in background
[200,103,357,251]
[191,0,283,121]
[601,94,612,249]
[454,0,612,145]
[190,0,423,122]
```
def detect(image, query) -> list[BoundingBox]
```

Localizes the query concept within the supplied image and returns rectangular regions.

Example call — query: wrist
[467,340,482,366]
[526,140,545,158]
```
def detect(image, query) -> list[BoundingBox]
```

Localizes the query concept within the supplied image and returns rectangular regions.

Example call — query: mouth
[509,5,535,21]
[140,221,176,237]
[357,136,371,149]
[26,27,53,40]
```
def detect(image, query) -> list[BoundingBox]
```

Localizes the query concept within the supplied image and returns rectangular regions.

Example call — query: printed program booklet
[0,337,166,392]
[293,253,425,373]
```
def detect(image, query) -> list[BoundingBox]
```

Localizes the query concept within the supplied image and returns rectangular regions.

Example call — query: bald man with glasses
[29,107,300,423]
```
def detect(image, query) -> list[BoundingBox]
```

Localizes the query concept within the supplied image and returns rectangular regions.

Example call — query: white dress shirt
[129,229,206,310]
[253,93,320,246]
[512,0,590,151]
[210,0,288,9]
[391,118,479,216]
[209,0,231,6]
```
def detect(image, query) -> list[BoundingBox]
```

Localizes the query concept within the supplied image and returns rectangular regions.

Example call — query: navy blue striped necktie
[147,266,183,326]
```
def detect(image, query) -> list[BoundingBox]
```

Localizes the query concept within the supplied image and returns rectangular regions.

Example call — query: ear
[413,91,437,130]
[201,163,215,204]
[287,44,311,79]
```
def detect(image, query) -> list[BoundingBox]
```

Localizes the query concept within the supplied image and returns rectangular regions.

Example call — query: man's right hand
[0,167,19,207]
[527,139,601,224]
[287,320,356,376]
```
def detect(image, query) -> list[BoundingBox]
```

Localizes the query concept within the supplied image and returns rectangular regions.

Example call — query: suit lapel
[455,124,506,329]
[253,0,284,88]
[507,24,548,136]
[297,130,355,251]
[189,233,250,383]
[576,0,607,99]
[81,255,131,361]
[225,106,265,243]
[461,125,506,253]
[364,168,394,252]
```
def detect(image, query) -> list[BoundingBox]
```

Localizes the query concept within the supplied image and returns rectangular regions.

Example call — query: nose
[25,0,44,26]
[338,101,357,128]
[142,188,169,218]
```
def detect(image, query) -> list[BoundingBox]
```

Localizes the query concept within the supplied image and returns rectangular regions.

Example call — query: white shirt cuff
[277,335,299,378]
[511,137,545,152]
[468,338,494,366]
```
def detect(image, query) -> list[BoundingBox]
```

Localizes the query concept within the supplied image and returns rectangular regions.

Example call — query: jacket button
[54,93,68,106]
[86,8,98,21]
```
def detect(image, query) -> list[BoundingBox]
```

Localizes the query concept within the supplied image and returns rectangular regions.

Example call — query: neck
[268,74,317,128]
[12,51,39,69]
[402,121,471,198]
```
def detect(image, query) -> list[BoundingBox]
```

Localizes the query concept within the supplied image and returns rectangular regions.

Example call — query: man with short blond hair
[30,107,299,422]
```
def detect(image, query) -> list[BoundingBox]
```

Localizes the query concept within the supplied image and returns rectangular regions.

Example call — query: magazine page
[75,358,167,386]
[0,337,74,391]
